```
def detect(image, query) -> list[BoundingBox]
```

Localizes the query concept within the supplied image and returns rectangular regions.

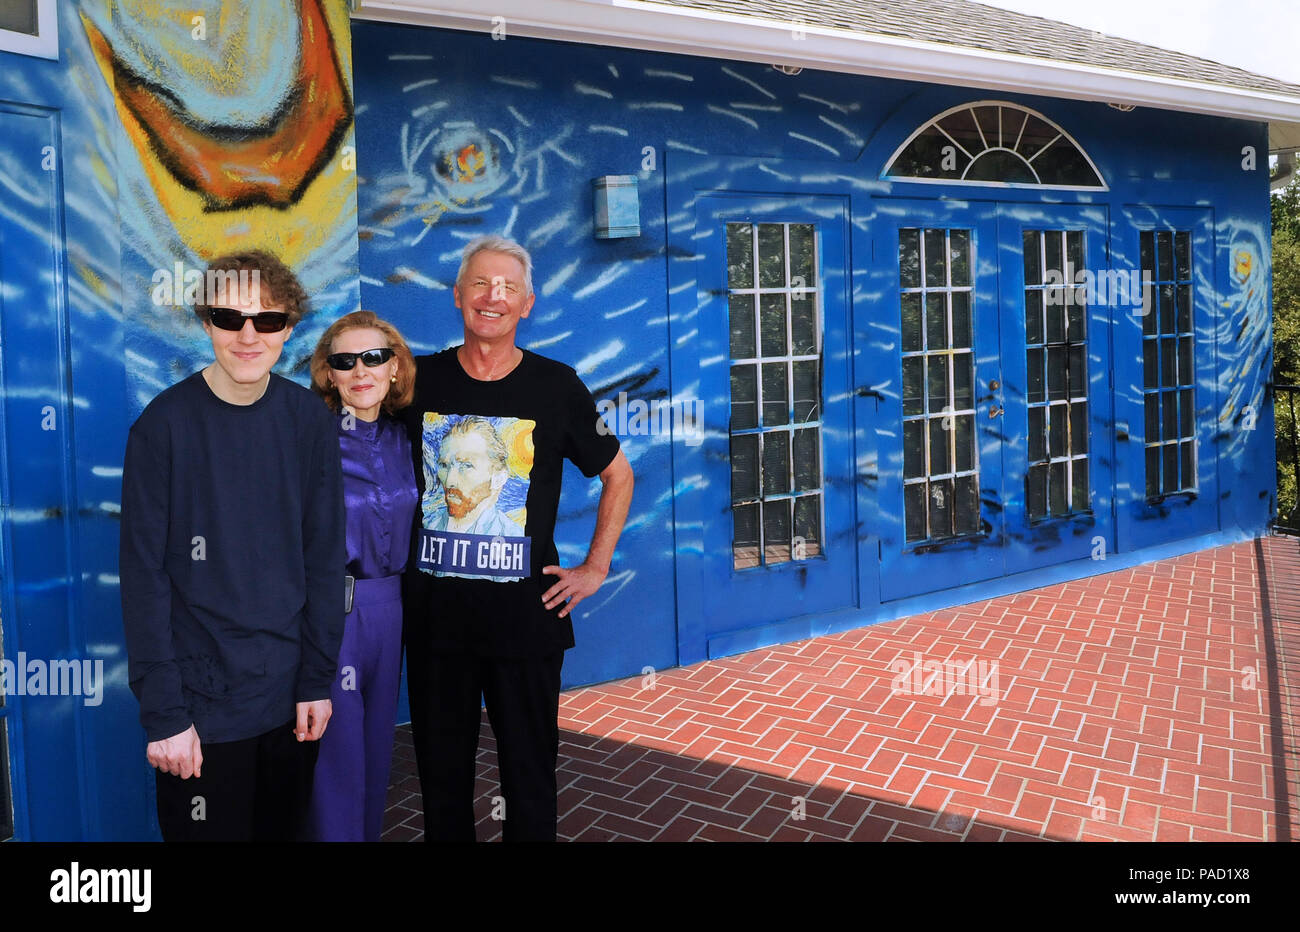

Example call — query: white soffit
[353,0,1300,148]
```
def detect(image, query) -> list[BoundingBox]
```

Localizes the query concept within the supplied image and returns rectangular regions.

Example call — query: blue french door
[876,200,1007,600]
[693,193,857,635]
[997,205,1115,574]
[877,200,1117,600]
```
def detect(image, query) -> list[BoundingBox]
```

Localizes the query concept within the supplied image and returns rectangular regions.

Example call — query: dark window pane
[789,223,815,288]
[900,229,921,288]
[1049,404,1067,458]
[954,474,980,535]
[929,416,950,475]
[949,230,971,286]
[763,498,792,564]
[793,494,822,559]
[1177,284,1192,332]
[1023,230,1042,286]
[1175,231,1191,279]
[968,149,1036,183]
[1066,230,1084,276]
[762,362,789,426]
[929,478,953,538]
[730,364,758,430]
[1139,231,1155,276]
[1027,464,1047,519]
[1046,297,1065,344]
[729,293,756,359]
[758,223,786,288]
[1034,143,1103,187]
[1028,405,1046,462]
[1181,440,1195,490]
[1163,444,1178,494]
[762,431,791,496]
[902,357,924,416]
[1142,287,1157,336]
[1068,344,1086,397]
[1049,460,1068,515]
[1071,458,1089,512]
[1067,298,1085,343]
[901,292,922,352]
[1025,289,1044,344]
[1027,347,1045,404]
[887,125,970,180]
[792,360,819,423]
[924,229,946,287]
[791,291,817,355]
[903,420,924,479]
[1070,401,1088,455]
[1160,339,1176,389]
[732,502,759,570]
[1159,284,1175,334]
[1144,394,1159,443]
[1143,340,1157,390]
[1047,346,1067,400]
[727,223,754,289]
[953,353,973,410]
[792,428,820,492]
[0,2,39,37]
[954,414,974,473]
[1157,231,1173,281]
[1145,446,1160,498]
[1162,390,1178,440]
[904,483,927,542]
[927,354,949,411]
[951,290,971,348]
[760,293,788,357]
[1179,388,1194,438]
[1178,336,1194,385]
[1045,231,1063,282]
[730,434,759,502]
[926,292,948,350]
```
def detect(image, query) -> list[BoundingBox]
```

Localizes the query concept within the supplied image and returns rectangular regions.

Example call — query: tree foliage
[1271,178,1300,524]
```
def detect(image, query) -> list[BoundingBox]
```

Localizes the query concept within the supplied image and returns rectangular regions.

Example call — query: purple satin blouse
[339,412,418,579]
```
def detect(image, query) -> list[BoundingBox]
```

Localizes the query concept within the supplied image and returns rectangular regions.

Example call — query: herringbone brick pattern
[382,535,1300,841]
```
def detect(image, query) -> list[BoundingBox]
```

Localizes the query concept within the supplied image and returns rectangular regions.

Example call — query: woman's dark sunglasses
[207,307,290,333]
[327,347,395,370]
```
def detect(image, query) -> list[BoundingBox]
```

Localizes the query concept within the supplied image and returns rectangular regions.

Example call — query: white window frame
[0,0,58,61]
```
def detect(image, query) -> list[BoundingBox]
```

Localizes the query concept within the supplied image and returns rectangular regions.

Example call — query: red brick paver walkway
[382,535,1299,841]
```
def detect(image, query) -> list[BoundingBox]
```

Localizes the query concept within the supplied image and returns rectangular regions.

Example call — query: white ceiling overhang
[352,0,1300,153]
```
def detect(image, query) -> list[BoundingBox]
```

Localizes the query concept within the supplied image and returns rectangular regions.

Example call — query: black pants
[154,720,319,842]
[408,650,564,842]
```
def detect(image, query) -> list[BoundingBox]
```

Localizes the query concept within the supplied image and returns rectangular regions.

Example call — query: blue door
[0,101,83,839]
[877,199,1117,600]
[691,193,858,640]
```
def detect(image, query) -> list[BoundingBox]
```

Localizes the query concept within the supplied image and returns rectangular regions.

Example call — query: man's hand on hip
[147,725,203,779]
[541,561,608,618]
[296,699,332,741]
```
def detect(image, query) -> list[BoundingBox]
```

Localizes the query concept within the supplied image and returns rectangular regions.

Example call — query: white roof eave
[353,0,1300,144]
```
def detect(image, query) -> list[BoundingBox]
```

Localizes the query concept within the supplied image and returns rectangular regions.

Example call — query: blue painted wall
[0,9,1275,840]
[352,22,1274,679]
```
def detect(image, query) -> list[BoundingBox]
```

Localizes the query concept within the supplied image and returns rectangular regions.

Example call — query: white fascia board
[354,0,1300,127]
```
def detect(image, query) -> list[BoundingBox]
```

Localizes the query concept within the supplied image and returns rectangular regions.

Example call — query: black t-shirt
[400,347,620,657]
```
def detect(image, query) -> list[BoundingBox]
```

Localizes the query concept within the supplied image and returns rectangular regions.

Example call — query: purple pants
[308,575,403,841]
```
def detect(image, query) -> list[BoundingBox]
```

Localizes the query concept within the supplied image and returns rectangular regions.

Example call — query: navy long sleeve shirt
[119,371,346,743]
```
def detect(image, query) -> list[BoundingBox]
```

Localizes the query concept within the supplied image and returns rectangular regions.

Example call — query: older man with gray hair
[402,234,634,842]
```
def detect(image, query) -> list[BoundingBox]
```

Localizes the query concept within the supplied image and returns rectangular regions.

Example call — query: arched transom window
[884,101,1106,190]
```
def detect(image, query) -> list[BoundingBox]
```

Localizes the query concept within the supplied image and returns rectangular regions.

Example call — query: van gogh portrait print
[418,413,535,581]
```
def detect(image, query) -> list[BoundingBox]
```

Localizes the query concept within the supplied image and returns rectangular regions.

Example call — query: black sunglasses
[327,347,395,370]
[207,307,290,333]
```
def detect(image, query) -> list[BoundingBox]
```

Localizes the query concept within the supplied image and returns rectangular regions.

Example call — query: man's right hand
[147,725,203,779]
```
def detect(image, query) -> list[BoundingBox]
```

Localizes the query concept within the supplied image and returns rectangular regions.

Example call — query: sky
[974,0,1300,86]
